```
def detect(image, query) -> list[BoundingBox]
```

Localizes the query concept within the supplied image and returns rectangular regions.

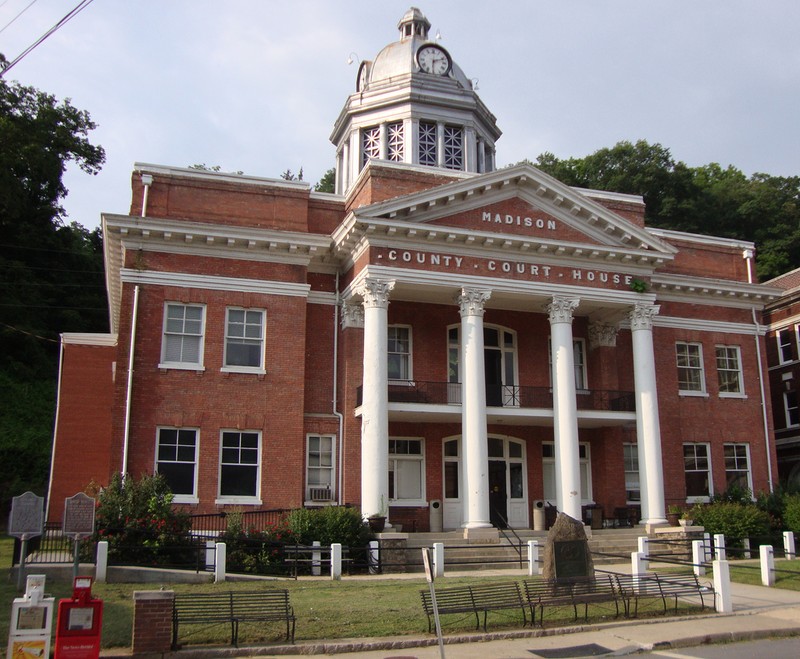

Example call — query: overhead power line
[0,0,38,37]
[1,0,95,77]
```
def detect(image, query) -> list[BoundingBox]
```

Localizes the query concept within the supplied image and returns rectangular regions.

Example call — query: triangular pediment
[351,163,675,257]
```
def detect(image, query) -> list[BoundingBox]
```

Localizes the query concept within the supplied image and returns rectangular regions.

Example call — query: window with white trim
[784,390,800,427]
[716,345,744,396]
[443,125,463,169]
[443,438,460,499]
[723,443,752,492]
[224,308,265,372]
[388,326,411,381]
[676,342,705,393]
[447,326,461,403]
[160,303,205,368]
[418,121,437,166]
[547,338,589,390]
[361,125,380,167]
[156,427,198,502]
[623,443,640,503]
[777,327,795,364]
[219,430,260,501]
[683,443,711,500]
[389,438,425,503]
[306,434,335,502]
[387,122,404,162]
[542,442,592,504]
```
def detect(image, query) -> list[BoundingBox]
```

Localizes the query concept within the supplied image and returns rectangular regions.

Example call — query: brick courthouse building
[48,8,781,535]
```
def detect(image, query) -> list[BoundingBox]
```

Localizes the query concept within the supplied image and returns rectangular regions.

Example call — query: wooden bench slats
[613,573,714,616]
[523,576,619,626]
[420,582,527,632]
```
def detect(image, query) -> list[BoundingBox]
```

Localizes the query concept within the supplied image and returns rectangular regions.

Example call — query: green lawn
[3,536,799,650]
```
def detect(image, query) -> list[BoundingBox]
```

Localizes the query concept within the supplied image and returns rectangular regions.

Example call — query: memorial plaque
[8,492,44,539]
[63,493,96,537]
[553,539,590,580]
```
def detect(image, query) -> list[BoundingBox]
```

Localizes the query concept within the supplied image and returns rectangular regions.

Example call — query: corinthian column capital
[588,321,618,349]
[546,296,580,325]
[455,288,492,317]
[629,302,660,331]
[357,278,395,309]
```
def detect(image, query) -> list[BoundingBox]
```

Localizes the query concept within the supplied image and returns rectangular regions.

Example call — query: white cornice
[308,290,338,306]
[650,273,780,308]
[648,227,755,251]
[60,333,118,346]
[120,269,311,297]
[134,163,311,192]
[648,316,764,336]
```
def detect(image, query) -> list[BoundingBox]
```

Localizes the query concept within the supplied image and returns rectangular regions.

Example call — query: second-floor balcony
[355,381,636,427]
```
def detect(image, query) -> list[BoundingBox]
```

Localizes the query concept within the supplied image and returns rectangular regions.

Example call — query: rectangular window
[723,443,752,492]
[443,439,459,499]
[418,121,437,166]
[389,438,424,502]
[306,434,335,501]
[388,326,411,380]
[156,428,198,501]
[623,443,640,503]
[785,390,800,427]
[542,442,591,503]
[574,339,587,390]
[161,303,204,368]
[224,308,265,372]
[219,430,260,501]
[676,342,705,393]
[387,122,404,162]
[777,327,794,364]
[443,125,463,170]
[683,443,711,500]
[361,125,380,167]
[716,345,744,396]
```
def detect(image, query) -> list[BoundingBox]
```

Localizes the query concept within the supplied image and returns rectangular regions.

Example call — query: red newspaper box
[55,577,103,658]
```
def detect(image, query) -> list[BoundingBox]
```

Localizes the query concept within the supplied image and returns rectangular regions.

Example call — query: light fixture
[471,78,480,90]
[435,29,442,41]
[346,52,359,65]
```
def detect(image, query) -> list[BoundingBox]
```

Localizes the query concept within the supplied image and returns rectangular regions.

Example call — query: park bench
[419,581,527,632]
[523,575,620,626]
[172,589,296,649]
[613,572,714,616]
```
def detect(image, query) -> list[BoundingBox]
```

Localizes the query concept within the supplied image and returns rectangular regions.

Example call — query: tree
[314,167,336,193]
[280,167,303,181]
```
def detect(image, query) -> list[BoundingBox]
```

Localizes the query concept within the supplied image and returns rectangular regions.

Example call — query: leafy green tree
[314,167,336,193]
[280,167,304,181]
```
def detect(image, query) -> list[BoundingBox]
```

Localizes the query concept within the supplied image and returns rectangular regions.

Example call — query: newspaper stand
[7,574,54,659]
[54,577,103,659]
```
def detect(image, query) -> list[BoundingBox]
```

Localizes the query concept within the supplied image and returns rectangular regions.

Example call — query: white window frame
[542,442,592,505]
[784,390,800,428]
[683,442,712,503]
[388,325,412,382]
[389,437,426,505]
[222,307,266,374]
[777,327,795,365]
[723,443,753,493]
[361,125,381,167]
[443,124,463,170]
[443,438,460,501]
[548,338,589,391]
[387,121,404,162]
[217,430,262,504]
[306,434,336,503]
[623,443,640,504]
[159,302,205,370]
[418,120,437,166]
[155,427,199,504]
[676,341,707,396]
[716,344,745,398]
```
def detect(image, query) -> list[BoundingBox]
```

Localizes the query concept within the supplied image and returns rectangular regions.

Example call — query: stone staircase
[401,527,642,572]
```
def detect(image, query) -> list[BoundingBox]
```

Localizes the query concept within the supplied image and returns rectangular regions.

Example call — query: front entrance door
[489,460,508,528]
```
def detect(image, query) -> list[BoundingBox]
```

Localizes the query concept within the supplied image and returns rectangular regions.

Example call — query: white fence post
[704,533,712,562]
[433,542,445,578]
[714,534,726,561]
[692,540,705,576]
[784,531,796,560]
[95,541,108,583]
[215,542,226,583]
[331,543,342,580]
[637,536,649,559]
[368,540,380,574]
[205,540,216,571]
[743,537,751,560]
[312,541,321,576]
[760,544,775,587]
[713,559,733,613]
[527,540,541,576]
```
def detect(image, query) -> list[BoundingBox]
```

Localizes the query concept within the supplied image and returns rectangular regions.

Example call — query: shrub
[784,494,800,535]
[285,506,372,547]
[690,501,770,549]
[219,511,293,574]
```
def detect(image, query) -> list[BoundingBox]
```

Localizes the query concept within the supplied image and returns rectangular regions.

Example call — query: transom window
[161,303,205,368]
[387,122,404,162]
[418,121,436,166]
[683,443,711,501]
[388,326,412,380]
[723,443,752,492]
[676,342,705,394]
[306,434,335,502]
[156,427,198,501]
[389,438,424,503]
[219,430,260,501]
[361,125,381,167]
[224,308,265,372]
[716,345,744,396]
[443,125,463,170]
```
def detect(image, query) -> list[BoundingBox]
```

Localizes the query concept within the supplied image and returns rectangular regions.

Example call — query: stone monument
[542,512,594,581]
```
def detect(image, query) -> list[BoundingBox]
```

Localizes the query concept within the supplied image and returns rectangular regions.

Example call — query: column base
[462,527,500,544]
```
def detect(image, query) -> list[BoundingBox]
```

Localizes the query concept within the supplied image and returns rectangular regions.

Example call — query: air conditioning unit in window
[309,487,333,502]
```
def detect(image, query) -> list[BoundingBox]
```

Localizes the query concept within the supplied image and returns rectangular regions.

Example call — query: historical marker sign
[8,492,44,539]
[553,539,590,580]
[63,493,95,537]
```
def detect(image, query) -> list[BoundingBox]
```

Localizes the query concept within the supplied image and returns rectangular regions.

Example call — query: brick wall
[132,590,173,654]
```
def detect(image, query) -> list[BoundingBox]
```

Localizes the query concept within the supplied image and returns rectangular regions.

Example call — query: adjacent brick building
[47,8,781,532]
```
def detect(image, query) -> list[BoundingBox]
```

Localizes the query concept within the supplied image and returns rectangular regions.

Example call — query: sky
[2,0,799,231]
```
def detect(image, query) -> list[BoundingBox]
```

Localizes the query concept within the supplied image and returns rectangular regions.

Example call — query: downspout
[333,272,345,505]
[141,174,153,217]
[745,248,775,492]
[121,285,140,479]
[45,338,67,521]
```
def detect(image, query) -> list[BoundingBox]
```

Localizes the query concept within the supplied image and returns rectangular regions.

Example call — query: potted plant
[367,497,388,533]
[679,509,693,527]
[667,505,681,526]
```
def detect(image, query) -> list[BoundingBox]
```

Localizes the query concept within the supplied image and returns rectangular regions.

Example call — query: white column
[629,302,667,525]
[404,118,417,165]
[456,288,492,529]
[436,122,445,167]
[379,123,389,160]
[547,296,582,521]
[358,278,395,520]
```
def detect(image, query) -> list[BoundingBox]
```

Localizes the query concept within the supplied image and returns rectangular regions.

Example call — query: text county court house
[48,9,784,536]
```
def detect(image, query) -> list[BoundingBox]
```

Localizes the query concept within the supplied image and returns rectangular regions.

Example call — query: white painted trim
[61,333,118,346]
[307,291,338,305]
[121,268,310,297]
[134,162,311,191]
[647,316,764,336]
[649,227,755,250]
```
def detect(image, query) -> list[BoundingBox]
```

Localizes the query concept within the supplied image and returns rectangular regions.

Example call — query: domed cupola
[331,7,501,195]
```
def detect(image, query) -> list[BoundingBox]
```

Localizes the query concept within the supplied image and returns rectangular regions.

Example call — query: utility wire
[1,0,94,77]
[0,0,38,37]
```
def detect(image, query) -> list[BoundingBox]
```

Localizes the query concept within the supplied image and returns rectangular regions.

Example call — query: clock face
[417,45,451,76]
[356,60,369,92]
